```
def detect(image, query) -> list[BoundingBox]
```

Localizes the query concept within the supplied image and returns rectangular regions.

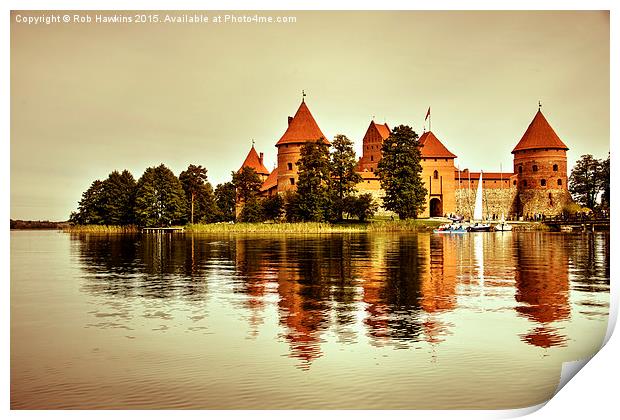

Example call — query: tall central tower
[275,99,329,193]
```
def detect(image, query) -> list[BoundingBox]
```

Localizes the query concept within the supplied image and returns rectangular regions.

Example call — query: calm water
[11,230,610,409]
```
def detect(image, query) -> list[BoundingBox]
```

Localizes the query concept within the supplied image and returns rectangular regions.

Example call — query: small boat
[468,223,492,232]
[494,221,513,231]
[433,223,468,233]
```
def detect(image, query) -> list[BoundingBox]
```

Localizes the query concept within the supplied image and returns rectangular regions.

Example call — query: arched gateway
[430,198,443,217]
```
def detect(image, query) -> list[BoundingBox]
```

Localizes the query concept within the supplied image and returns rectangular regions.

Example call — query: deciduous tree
[569,154,605,210]
[295,139,332,221]
[330,134,362,221]
[376,125,427,219]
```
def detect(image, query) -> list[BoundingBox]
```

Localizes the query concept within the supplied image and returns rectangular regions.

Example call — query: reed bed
[186,219,442,234]
[62,225,140,233]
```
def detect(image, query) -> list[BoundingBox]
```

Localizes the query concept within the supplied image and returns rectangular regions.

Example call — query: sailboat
[494,167,513,231]
[468,172,491,232]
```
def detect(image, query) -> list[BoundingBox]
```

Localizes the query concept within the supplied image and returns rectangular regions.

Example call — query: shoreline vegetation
[52,219,552,234]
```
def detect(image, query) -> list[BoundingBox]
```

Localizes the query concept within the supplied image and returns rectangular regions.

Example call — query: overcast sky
[11,10,609,220]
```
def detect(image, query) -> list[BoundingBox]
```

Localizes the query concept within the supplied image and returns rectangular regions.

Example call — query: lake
[10,230,610,409]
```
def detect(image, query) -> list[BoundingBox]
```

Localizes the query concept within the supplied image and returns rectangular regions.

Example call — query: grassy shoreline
[60,219,550,234]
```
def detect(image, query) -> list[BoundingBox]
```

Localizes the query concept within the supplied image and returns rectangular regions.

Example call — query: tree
[134,164,187,227]
[232,167,263,203]
[262,194,284,221]
[239,197,264,222]
[101,170,136,225]
[214,182,236,222]
[71,179,106,224]
[343,193,378,222]
[232,167,263,222]
[601,153,610,211]
[330,134,362,221]
[195,182,218,223]
[376,125,427,219]
[179,164,208,224]
[295,139,332,221]
[569,154,605,210]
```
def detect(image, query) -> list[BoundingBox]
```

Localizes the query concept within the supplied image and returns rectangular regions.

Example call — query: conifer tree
[376,125,427,219]
[101,170,136,225]
[179,164,209,224]
[71,179,106,224]
[134,164,187,227]
[214,182,236,222]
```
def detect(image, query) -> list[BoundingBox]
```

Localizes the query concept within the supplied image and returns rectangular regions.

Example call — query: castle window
[553,164,558,172]
[433,170,439,179]
[541,179,546,186]
[533,165,538,172]
[434,158,437,162]
[513,180,517,185]
[290,178,295,186]
[371,155,374,161]
[557,179,562,186]
[522,180,527,187]
[370,167,373,172]
[287,162,293,171]
[518,165,523,174]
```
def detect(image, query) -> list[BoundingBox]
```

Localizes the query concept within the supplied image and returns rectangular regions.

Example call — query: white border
[4,1,617,419]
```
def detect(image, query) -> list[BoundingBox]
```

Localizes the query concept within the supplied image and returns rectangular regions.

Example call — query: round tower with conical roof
[512,109,572,217]
[275,99,329,193]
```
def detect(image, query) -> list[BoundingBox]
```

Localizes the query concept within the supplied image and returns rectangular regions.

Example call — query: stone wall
[455,186,518,220]
[516,188,572,218]
[356,181,395,217]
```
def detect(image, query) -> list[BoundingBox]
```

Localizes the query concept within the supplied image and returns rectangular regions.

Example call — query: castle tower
[512,109,571,216]
[239,144,270,182]
[236,144,270,218]
[275,99,329,193]
[418,131,457,217]
[358,120,391,173]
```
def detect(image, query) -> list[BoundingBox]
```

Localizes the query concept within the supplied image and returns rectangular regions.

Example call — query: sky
[10,10,610,221]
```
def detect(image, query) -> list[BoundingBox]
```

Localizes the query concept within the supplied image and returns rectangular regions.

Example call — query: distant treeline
[70,164,236,227]
[11,220,69,230]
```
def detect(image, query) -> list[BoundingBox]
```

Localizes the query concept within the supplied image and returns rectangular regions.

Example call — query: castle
[238,97,572,219]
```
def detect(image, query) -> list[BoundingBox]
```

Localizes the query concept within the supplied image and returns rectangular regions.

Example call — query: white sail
[473,172,483,221]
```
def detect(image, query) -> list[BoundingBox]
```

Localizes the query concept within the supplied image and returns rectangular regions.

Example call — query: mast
[474,171,483,221]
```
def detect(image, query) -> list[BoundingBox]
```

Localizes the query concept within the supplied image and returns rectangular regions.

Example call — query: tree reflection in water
[72,231,610,367]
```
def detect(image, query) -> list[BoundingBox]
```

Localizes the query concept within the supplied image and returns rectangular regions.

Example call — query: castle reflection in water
[73,231,610,369]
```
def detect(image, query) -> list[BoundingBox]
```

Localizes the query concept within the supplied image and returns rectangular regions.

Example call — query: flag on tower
[425,107,431,121]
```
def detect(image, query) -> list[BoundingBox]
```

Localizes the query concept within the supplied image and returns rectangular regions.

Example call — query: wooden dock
[141,227,185,233]
[542,217,609,232]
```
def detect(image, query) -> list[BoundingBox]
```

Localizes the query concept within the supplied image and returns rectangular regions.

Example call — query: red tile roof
[239,145,270,176]
[418,131,457,158]
[276,100,329,146]
[260,167,278,192]
[455,170,516,180]
[373,122,391,139]
[512,110,568,153]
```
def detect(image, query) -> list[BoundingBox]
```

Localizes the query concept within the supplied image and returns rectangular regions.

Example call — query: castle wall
[455,185,519,220]
[355,178,394,217]
[516,189,573,218]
